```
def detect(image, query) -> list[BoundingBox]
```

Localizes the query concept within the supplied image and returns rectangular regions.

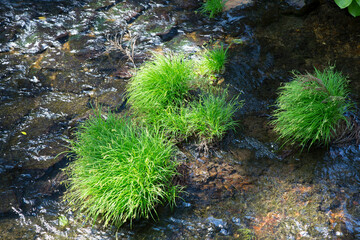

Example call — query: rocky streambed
[0,0,360,239]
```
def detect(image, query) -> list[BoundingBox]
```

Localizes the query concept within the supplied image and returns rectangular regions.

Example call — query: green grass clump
[127,50,239,144]
[127,53,193,114]
[188,90,240,143]
[64,111,179,227]
[192,44,229,88]
[272,66,352,147]
[64,47,241,229]
[200,44,229,74]
[140,106,193,141]
[140,90,240,143]
[199,0,225,19]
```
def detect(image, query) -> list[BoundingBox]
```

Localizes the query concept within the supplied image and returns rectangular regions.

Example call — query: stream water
[0,0,360,239]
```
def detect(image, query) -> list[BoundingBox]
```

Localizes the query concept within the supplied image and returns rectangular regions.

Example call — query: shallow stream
[0,0,360,239]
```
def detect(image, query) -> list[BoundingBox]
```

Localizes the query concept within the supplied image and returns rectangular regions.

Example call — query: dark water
[0,0,360,239]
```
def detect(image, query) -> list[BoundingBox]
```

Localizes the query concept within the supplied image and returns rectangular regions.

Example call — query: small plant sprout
[199,0,225,19]
[272,66,352,148]
[58,215,69,228]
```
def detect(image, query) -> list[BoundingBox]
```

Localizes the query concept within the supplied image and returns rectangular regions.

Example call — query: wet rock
[232,217,241,226]
[330,199,341,210]
[320,145,360,186]
[156,26,179,42]
[173,163,189,186]
[284,0,320,15]
[113,67,134,79]
[286,0,307,9]
[224,0,255,11]
[282,0,320,16]
[2,106,70,170]
[186,155,253,200]
[55,32,69,44]
[96,90,125,108]
[0,165,5,175]
[220,228,229,235]
[207,216,227,229]
[236,137,280,160]
[174,0,201,10]
[230,149,253,162]
[35,171,67,195]
[257,3,281,26]
[95,1,121,12]
[243,115,277,142]
[0,97,38,129]
[125,5,150,24]
[0,189,19,214]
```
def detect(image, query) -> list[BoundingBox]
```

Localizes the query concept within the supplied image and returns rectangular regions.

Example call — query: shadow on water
[0,0,359,239]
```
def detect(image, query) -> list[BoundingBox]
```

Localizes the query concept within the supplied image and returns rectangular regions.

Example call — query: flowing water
[0,0,360,239]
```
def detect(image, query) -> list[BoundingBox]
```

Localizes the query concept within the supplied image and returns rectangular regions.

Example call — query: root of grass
[332,115,360,145]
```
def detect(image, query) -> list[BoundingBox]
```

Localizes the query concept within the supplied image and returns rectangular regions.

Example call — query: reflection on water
[0,0,359,239]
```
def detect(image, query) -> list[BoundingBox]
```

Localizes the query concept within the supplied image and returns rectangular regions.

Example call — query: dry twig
[106,31,137,70]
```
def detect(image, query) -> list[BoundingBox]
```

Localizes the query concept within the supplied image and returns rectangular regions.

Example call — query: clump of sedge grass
[139,105,193,141]
[128,50,239,144]
[138,90,240,144]
[272,66,352,148]
[200,44,229,74]
[64,111,179,227]
[188,90,240,143]
[192,44,229,88]
[199,0,225,19]
[65,47,240,229]
[127,53,193,114]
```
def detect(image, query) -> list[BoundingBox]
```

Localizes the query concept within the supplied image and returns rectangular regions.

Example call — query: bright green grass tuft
[272,66,352,148]
[191,45,229,88]
[138,105,193,141]
[200,44,228,74]
[199,0,225,19]
[64,47,241,229]
[127,50,239,144]
[188,90,240,143]
[64,111,179,227]
[136,89,240,144]
[127,53,194,115]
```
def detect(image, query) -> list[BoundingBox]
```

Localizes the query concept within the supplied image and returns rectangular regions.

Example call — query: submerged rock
[156,26,179,42]
[174,0,201,10]
[207,216,228,234]
[0,189,19,214]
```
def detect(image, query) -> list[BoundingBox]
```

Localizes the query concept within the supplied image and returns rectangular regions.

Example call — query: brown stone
[231,148,253,162]
[224,0,254,11]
